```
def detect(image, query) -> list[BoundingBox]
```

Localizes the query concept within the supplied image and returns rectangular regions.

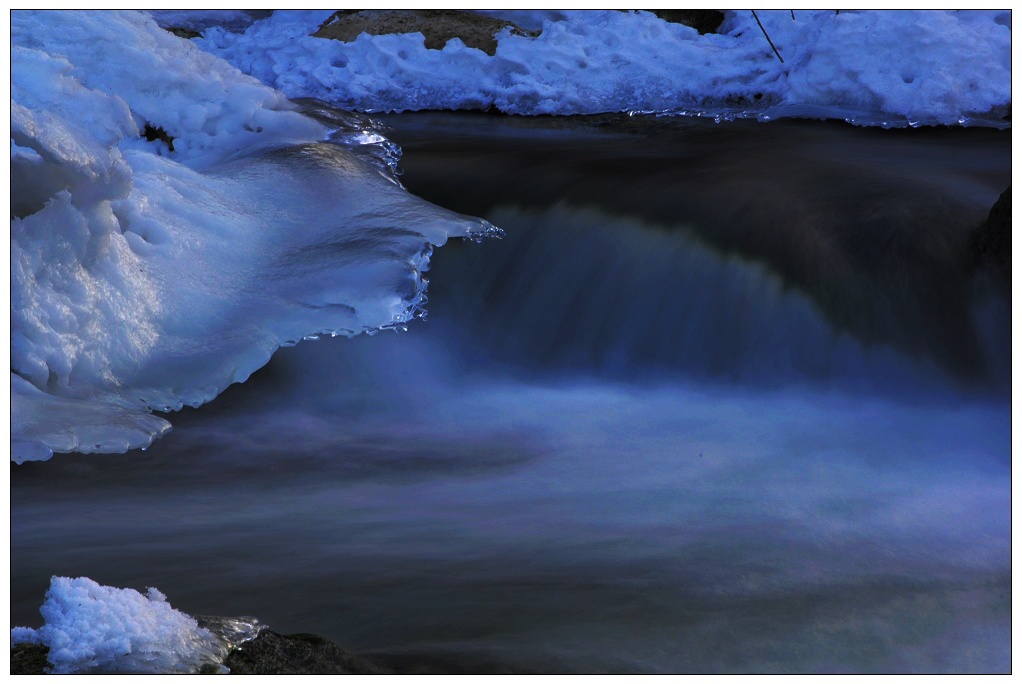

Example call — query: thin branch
[751,10,784,63]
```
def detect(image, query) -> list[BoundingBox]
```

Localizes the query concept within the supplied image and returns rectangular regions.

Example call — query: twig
[751,10,784,63]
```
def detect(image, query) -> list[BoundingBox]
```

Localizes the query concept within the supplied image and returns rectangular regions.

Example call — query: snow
[195,9,1011,126]
[10,10,498,460]
[11,576,230,673]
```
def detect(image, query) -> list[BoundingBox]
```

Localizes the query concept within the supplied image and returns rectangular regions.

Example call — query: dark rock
[973,186,1011,288]
[312,10,537,56]
[10,643,49,675]
[165,26,202,39]
[640,10,725,34]
[142,123,175,152]
[10,631,388,675]
[223,630,389,674]
[155,10,273,36]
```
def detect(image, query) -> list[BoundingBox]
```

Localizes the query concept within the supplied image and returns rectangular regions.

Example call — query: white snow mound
[11,577,227,674]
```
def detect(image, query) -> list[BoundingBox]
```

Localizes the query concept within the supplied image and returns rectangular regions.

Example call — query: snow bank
[10,576,243,673]
[196,10,1010,126]
[11,10,498,460]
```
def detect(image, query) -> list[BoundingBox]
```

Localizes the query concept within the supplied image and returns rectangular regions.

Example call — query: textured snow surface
[10,10,497,460]
[196,9,1011,126]
[11,577,225,673]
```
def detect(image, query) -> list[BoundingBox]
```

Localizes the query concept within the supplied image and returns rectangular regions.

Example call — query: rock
[165,26,201,39]
[313,10,536,56]
[11,644,49,675]
[11,631,387,675]
[973,186,1011,288]
[222,630,389,674]
[312,10,725,54]
[142,123,175,152]
[639,10,725,34]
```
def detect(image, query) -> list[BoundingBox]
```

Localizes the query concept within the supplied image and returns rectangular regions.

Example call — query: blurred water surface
[11,114,1011,673]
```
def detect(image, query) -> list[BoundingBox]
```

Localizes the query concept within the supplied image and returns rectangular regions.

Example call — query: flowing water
[10,113,1011,673]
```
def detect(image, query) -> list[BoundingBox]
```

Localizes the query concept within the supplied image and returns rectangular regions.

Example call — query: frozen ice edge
[11,204,503,463]
[628,103,1011,130]
[10,11,505,461]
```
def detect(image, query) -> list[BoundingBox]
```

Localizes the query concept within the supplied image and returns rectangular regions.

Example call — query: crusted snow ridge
[195,9,1010,126]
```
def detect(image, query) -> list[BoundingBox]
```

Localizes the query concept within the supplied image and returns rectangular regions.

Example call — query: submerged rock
[223,630,387,674]
[973,186,1011,288]
[313,10,537,56]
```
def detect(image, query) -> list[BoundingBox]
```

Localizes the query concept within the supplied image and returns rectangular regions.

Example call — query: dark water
[11,114,1011,673]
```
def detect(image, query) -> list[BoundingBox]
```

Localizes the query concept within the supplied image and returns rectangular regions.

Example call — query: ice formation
[195,9,1011,126]
[10,10,499,461]
[10,576,261,674]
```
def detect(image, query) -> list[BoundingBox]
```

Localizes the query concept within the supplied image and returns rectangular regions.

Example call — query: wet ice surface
[11,114,1010,673]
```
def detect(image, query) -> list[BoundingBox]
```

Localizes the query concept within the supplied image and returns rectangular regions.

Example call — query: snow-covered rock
[11,577,237,674]
[196,9,1011,126]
